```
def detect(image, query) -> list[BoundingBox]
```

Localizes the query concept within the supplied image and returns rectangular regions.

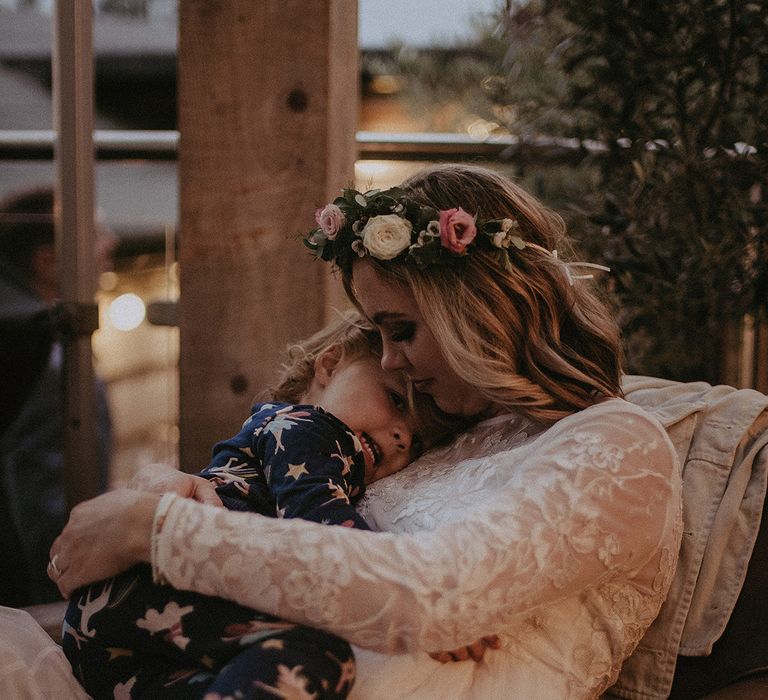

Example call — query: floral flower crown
[303,186,609,282]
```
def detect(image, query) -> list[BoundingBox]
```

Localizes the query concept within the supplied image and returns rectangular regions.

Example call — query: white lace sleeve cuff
[150,491,179,584]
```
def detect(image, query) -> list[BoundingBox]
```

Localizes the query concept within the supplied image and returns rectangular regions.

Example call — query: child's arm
[255,405,372,529]
[197,405,280,514]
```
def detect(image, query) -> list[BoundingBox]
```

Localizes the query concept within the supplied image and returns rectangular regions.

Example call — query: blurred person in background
[0,185,115,606]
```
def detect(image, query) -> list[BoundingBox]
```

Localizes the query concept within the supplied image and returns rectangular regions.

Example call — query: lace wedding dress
[154,399,682,699]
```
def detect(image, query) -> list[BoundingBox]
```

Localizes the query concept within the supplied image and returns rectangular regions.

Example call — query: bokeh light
[108,293,146,331]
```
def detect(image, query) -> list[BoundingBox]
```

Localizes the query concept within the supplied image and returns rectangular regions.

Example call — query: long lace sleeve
[152,403,681,654]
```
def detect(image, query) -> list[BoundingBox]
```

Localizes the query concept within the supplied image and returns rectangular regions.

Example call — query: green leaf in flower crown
[414,205,439,231]
[341,189,361,206]
[408,239,452,268]
[483,219,504,234]
[381,186,406,200]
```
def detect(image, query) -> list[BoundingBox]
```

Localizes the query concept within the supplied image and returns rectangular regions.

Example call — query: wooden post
[177,1,358,469]
[53,1,101,507]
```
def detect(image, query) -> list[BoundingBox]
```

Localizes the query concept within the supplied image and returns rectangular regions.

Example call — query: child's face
[316,355,418,484]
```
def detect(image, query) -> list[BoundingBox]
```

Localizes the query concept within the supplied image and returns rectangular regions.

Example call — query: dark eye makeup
[389,322,415,343]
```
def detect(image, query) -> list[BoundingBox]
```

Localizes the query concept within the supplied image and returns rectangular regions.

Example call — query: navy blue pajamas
[63,403,370,699]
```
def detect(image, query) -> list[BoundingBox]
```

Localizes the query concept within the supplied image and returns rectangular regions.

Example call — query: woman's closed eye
[389,322,415,343]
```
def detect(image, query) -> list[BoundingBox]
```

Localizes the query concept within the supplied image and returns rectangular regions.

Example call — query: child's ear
[313,344,344,388]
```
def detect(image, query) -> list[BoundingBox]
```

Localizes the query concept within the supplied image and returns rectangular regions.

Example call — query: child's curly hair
[265,309,469,453]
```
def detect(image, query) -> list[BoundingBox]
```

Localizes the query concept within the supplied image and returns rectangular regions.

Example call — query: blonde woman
[49,165,682,699]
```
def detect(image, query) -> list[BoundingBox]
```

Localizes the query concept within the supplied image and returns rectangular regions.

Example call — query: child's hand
[429,635,500,663]
[129,463,223,506]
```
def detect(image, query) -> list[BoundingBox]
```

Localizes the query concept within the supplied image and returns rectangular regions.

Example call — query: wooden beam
[53,1,102,507]
[177,1,357,469]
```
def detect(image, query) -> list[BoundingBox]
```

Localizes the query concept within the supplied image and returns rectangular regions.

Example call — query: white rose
[361,215,413,260]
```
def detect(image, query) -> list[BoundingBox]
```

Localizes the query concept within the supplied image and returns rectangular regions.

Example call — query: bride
[44,164,681,698]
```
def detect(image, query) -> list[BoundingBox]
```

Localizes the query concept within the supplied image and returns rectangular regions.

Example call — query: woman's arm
[51,406,680,650]
[48,463,222,591]
[148,406,682,653]
[49,406,369,597]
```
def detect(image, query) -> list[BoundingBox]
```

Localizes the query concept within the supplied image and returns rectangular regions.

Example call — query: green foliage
[498,0,768,381]
[495,0,578,138]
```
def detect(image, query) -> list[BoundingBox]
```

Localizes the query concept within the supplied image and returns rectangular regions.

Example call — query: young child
[62,311,456,700]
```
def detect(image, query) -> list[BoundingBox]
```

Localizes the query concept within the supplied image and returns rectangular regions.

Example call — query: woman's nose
[381,341,408,372]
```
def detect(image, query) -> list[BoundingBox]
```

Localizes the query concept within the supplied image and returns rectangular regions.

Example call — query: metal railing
[0,129,603,163]
[2,128,762,394]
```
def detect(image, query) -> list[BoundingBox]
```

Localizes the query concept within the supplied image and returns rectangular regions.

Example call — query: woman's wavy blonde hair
[343,164,624,424]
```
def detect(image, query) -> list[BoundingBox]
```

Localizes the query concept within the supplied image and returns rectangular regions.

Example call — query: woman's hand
[129,463,223,506]
[429,635,501,663]
[48,489,160,599]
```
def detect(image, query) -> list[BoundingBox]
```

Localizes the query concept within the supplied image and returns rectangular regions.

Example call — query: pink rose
[439,207,477,254]
[315,203,345,239]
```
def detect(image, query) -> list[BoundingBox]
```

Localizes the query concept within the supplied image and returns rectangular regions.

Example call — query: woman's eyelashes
[388,322,415,343]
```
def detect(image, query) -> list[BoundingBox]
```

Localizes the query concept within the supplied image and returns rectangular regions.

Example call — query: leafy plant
[500,0,768,382]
